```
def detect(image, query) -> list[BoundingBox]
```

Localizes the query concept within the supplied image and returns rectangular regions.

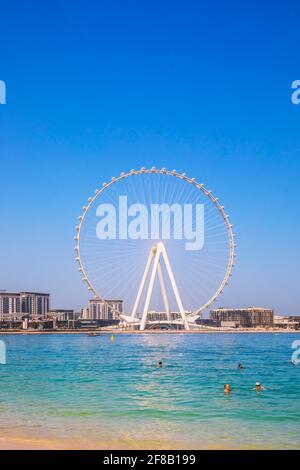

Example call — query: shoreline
[0,328,299,335]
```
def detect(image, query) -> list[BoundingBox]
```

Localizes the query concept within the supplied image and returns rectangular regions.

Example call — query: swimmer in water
[238,363,244,369]
[157,361,163,368]
[252,382,267,391]
[224,383,231,394]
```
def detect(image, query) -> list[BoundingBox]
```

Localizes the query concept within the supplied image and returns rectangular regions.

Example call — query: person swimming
[157,361,163,368]
[252,382,266,391]
[224,383,231,394]
[238,363,244,369]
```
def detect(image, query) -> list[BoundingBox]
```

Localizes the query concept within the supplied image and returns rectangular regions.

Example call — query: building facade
[274,315,300,329]
[146,311,182,321]
[47,309,80,321]
[81,308,89,319]
[0,292,20,319]
[0,291,50,320]
[87,299,123,321]
[210,308,274,328]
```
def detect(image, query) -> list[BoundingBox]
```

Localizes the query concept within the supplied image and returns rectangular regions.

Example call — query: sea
[0,332,299,449]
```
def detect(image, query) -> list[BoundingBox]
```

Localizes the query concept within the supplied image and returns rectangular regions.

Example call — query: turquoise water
[0,333,299,449]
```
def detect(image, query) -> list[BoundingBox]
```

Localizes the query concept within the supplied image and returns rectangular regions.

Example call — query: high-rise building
[88,299,123,320]
[210,307,274,327]
[0,291,50,320]
[81,308,89,319]
[0,292,21,319]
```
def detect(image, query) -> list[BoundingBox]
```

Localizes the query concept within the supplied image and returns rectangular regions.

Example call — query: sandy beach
[0,434,265,450]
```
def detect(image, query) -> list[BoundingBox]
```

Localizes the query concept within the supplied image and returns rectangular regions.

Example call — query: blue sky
[0,0,299,314]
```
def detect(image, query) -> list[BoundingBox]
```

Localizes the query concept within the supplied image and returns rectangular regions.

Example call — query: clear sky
[0,0,299,314]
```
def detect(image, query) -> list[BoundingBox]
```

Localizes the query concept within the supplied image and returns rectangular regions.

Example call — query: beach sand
[0,436,257,450]
[0,430,195,450]
[0,435,204,450]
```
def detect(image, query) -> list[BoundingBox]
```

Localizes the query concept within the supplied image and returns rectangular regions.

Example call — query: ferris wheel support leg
[159,242,189,330]
[157,262,171,321]
[140,248,161,331]
[131,249,153,320]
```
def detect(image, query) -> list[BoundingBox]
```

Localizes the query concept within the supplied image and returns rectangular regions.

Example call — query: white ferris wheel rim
[74,167,236,317]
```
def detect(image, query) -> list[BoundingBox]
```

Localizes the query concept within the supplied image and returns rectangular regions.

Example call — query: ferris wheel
[74,168,235,330]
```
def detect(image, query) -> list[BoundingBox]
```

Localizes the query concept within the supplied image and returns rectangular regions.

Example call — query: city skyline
[0,288,296,319]
[0,1,300,314]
